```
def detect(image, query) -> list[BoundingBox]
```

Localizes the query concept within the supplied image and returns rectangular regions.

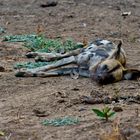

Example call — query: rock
[33,109,49,117]
[103,97,112,104]
[113,106,123,112]
[0,65,5,72]
[81,96,103,104]
[71,88,80,91]
[57,98,66,103]
[79,108,86,112]
[121,11,131,18]
[40,1,58,8]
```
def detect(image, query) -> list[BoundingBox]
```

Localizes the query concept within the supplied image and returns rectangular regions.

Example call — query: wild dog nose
[96,74,102,80]
[92,73,103,83]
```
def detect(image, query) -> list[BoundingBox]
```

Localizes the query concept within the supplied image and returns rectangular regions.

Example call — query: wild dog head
[90,41,140,84]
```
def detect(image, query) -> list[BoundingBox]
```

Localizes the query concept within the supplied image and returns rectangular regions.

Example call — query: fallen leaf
[0,131,5,136]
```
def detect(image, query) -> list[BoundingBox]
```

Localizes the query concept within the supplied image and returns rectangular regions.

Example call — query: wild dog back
[76,39,126,69]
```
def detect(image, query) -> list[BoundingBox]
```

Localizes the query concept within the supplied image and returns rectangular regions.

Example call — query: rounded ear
[123,69,140,80]
[115,41,122,57]
[106,41,126,66]
[107,41,122,60]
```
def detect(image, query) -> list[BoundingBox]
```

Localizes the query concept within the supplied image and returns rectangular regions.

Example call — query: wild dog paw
[15,69,36,77]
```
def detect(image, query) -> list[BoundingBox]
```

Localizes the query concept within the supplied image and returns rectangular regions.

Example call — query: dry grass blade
[100,119,127,140]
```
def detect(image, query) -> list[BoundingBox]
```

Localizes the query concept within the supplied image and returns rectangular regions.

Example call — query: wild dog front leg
[26,52,67,61]
[15,67,90,78]
[15,56,77,77]
[26,48,83,62]
[33,67,90,78]
[19,67,79,77]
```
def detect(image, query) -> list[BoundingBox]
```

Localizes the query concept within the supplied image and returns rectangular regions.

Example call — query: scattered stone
[134,95,140,100]
[81,93,140,105]
[126,86,135,89]
[66,14,74,18]
[57,98,66,103]
[121,11,131,18]
[0,65,5,72]
[79,108,86,112]
[103,97,112,104]
[70,98,81,105]
[81,96,103,104]
[71,88,80,91]
[90,89,104,98]
[33,109,49,117]
[40,1,58,8]
[108,32,121,38]
[55,91,67,98]
[113,106,123,112]
[40,81,47,84]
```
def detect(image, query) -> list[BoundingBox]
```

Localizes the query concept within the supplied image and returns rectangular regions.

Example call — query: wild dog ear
[107,41,122,59]
[107,41,126,66]
[115,41,122,59]
[123,69,140,80]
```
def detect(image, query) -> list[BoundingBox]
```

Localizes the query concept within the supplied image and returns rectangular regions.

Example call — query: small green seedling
[92,106,115,121]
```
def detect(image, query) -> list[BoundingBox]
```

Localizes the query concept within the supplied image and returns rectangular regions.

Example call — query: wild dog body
[16,39,140,84]
[75,39,126,84]
[76,40,126,68]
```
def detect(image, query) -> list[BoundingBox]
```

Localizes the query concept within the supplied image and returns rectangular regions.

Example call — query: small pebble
[40,1,58,8]
[113,106,123,112]
[0,65,5,72]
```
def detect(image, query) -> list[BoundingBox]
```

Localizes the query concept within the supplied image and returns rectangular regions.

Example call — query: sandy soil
[0,0,140,140]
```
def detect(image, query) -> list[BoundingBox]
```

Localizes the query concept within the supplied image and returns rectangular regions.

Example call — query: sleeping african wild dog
[15,39,140,84]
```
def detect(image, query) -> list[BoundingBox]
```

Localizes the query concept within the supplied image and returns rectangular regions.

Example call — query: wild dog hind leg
[26,48,83,62]
[15,56,77,77]
[15,67,90,78]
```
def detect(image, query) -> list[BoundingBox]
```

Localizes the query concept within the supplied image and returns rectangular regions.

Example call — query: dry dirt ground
[0,0,140,140]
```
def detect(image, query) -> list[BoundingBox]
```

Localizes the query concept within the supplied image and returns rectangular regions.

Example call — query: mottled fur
[16,39,140,84]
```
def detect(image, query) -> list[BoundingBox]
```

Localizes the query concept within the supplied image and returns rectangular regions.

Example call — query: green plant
[92,106,115,121]
[42,116,79,127]
[26,36,83,53]
[14,61,50,69]
[3,34,84,52]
